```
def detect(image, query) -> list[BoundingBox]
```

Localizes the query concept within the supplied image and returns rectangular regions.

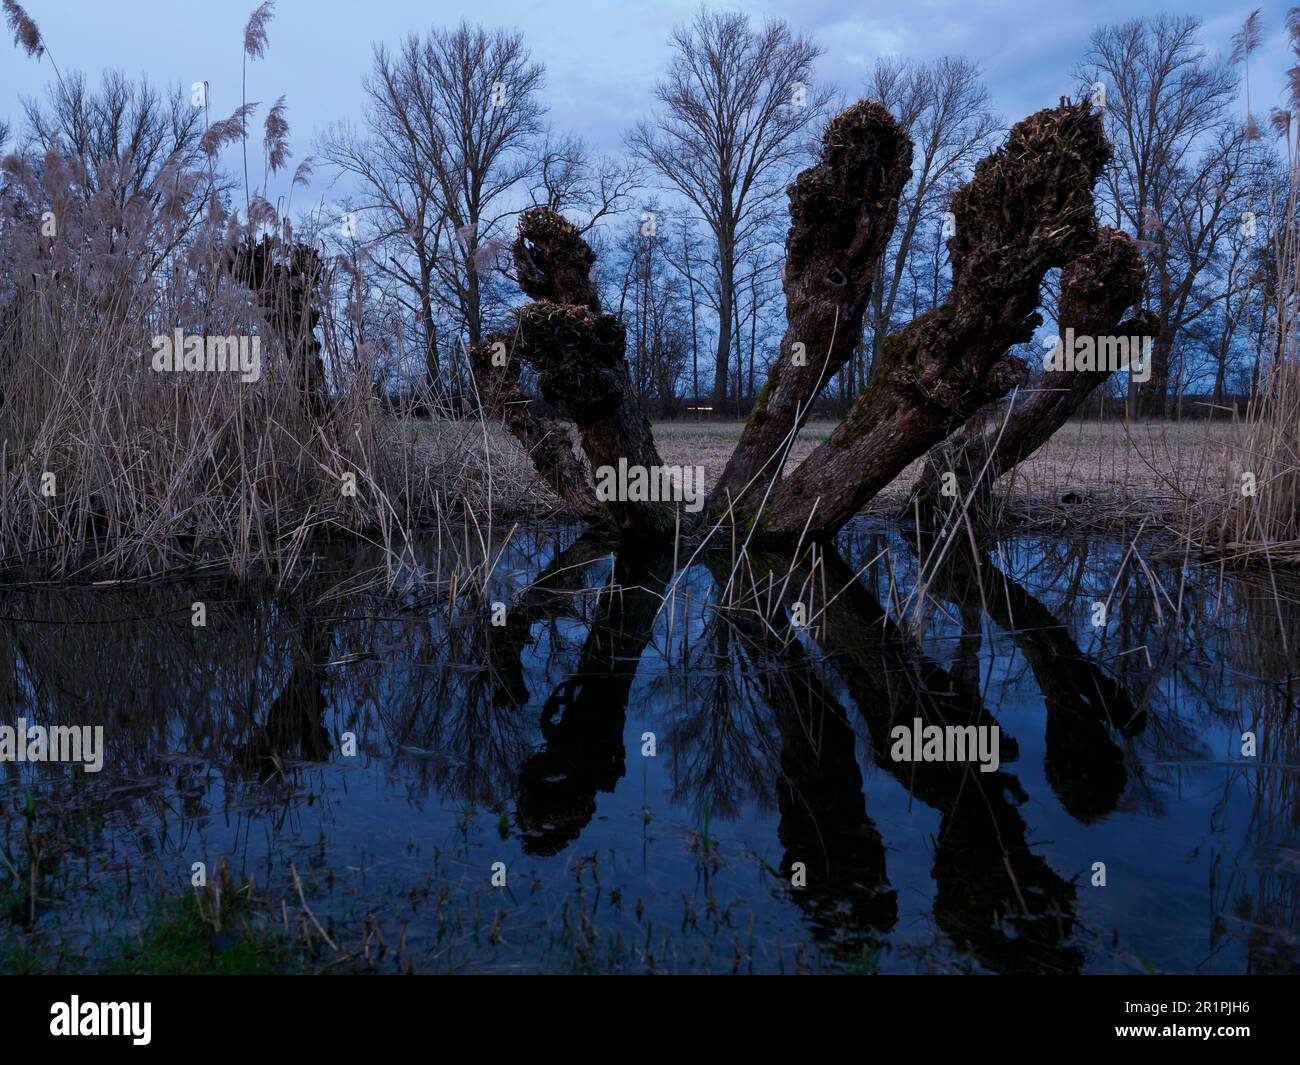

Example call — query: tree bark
[467,207,601,519]
[224,236,330,420]
[476,207,674,538]
[710,101,912,510]
[466,329,599,519]
[487,99,1133,550]
[713,248,734,410]
[1136,327,1171,418]
[905,227,1156,520]
[752,100,1111,542]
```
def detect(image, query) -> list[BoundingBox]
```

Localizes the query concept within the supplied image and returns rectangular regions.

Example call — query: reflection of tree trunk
[514,546,674,856]
[234,608,334,778]
[484,531,618,708]
[920,540,1146,824]
[745,545,1082,974]
[711,573,897,955]
[950,602,984,701]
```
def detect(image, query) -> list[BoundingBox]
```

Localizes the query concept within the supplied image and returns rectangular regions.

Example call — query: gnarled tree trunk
[471,208,672,539]
[466,330,599,521]
[747,100,1112,541]
[481,97,1144,549]
[224,236,330,419]
[906,226,1158,523]
[711,102,912,510]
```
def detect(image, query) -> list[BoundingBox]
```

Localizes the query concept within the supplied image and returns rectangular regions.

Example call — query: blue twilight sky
[0,0,1293,214]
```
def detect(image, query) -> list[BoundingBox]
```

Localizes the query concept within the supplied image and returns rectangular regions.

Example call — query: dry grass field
[411,413,1246,527]
[652,417,1243,517]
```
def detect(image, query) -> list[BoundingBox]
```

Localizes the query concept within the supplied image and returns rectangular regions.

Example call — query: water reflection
[1,520,1297,973]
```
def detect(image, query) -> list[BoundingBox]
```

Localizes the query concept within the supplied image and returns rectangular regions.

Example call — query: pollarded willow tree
[471,95,1150,545]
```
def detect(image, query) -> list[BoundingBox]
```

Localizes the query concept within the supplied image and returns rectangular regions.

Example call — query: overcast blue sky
[1,0,1291,211]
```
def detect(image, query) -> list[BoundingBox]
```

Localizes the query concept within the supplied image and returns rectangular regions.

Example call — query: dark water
[2,520,1298,973]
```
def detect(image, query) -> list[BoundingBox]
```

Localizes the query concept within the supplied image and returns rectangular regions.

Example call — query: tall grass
[1224,233,1300,559]
[1208,13,1300,562]
[0,146,406,578]
[0,4,563,583]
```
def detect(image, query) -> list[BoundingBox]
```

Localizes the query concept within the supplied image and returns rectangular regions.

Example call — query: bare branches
[1078,15,1242,415]
[630,10,831,407]
[864,56,1002,370]
[528,132,640,233]
[23,72,208,202]
[319,21,546,394]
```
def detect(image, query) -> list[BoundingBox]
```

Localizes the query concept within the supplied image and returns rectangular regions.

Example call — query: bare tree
[908,228,1157,519]
[1079,15,1241,416]
[321,22,544,392]
[488,95,1122,546]
[608,202,696,413]
[528,131,639,233]
[864,56,1001,380]
[320,103,441,391]
[22,70,207,208]
[629,9,831,410]
[661,217,709,408]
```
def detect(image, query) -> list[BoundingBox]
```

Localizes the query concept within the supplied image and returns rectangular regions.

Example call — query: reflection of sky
[0,0,1282,212]
[0,520,1277,971]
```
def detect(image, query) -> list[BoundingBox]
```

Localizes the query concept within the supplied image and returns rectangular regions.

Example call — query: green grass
[1,889,298,975]
[102,895,292,975]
